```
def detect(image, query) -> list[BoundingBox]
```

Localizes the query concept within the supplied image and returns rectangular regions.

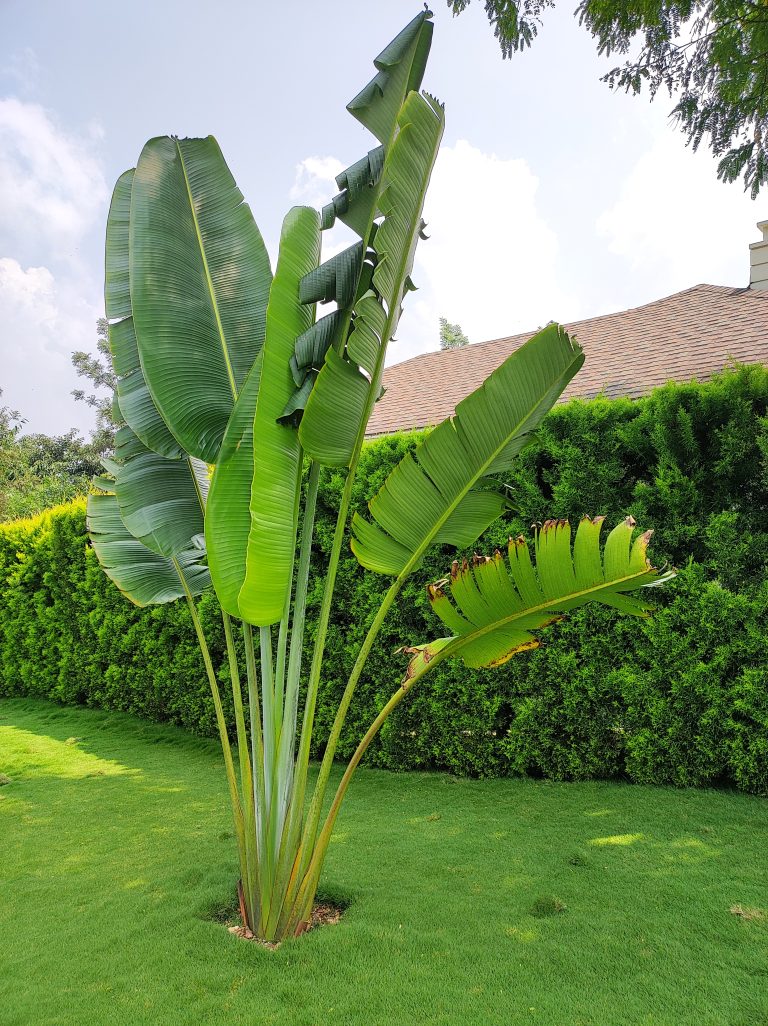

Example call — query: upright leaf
[130,136,272,462]
[282,10,434,422]
[351,325,585,575]
[238,207,321,626]
[105,170,183,459]
[299,91,445,466]
[206,356,262,617]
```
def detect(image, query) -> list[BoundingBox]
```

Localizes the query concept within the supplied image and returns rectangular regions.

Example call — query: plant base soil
[227,902,344,948]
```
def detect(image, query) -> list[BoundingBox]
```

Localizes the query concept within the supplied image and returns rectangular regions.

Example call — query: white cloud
[0,98,108,435]
[404,140,579,361]
[289,140,576,366]
[290,155,345,209]
[596,130,759,298]
[0,259,56,322]
[0,258,102,435]
[0,97,108,261]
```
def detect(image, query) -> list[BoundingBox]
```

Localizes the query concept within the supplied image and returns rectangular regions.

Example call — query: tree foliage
[0,389,104,522]
[71,317,119,455]
[4,366,768,794]
[448,0,768,196]
[439,316,470,349]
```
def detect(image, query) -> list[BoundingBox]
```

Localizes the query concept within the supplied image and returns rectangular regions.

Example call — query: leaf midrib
[350,96,445,500]
[390,340,581,584]
[441,567,654,657]
[175,139,238,402]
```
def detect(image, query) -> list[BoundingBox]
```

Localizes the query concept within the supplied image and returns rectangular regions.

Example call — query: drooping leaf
[129,135,272,462]
[238,206,321,626]
[104,171,183,459]
[114,449,206,558]
[298,90,445,467]
[111,319,184,459]
[206,355,262,617]
[404,517,673,675]
[86,490,210,607]
[299,242,375,309]
[351,324,585,576]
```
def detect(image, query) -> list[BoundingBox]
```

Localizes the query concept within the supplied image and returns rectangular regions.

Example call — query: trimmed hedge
[2,364,768,793]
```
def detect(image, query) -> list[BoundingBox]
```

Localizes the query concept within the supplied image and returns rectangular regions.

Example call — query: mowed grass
[1,699,767,1026]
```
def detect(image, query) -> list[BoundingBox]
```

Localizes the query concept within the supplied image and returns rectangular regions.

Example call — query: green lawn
[2,699,767,1026]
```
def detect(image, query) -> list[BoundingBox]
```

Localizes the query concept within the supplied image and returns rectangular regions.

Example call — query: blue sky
[1,0,763,435]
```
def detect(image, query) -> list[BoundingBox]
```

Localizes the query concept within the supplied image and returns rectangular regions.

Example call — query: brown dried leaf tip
[396,643,435,682]
[579,514,605,526]
[398,644,435,663]
[471,552,491,566]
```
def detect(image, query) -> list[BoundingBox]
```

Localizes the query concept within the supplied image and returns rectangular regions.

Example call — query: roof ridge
[387,282,753,372]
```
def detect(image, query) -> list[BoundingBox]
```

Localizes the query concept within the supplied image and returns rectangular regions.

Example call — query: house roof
[366,284,768,437]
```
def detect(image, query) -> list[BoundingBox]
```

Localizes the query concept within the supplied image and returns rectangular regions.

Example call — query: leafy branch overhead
[448,0,768,197]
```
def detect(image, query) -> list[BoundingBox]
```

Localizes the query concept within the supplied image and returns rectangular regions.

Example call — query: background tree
[447,0,768,197]
[439,316,470,349]
[0,382,107,522]
[71,317,118,455]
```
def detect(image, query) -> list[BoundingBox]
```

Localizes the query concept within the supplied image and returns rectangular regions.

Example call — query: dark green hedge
[2,364,768,793]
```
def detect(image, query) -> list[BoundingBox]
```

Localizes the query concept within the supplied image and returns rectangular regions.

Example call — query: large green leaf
[206,355,262,617]
[347,11,433,145]
[113,423,146,463]
[105,171,183,459]
[86,490,209,606]
[129,135,272,462]
[238,206,321,626]
[298,91,445,467]
[351,324,585,576]
[282,11,434,423]
[114,450,206,558]
[104,168,132,319]
[403,517,673,675]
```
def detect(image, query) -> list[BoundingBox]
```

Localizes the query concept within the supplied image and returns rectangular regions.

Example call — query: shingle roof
[366,284,768,437]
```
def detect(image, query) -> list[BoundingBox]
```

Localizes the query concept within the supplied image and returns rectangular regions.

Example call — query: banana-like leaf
[321,146,385,235]
[403,517,674,675]
[114,423,146,463]
[347,11,433,145]
[129,135,272,462]
[206,356,262,616]
[299,242,366,307]
[104,168,132,319]
[282,11,434,423]
[114,449,206,558]
[86,490,210,606]
[351,324,585,576]
[105,170,183,459]
[238,207,321,626]
[298,91,445,467]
